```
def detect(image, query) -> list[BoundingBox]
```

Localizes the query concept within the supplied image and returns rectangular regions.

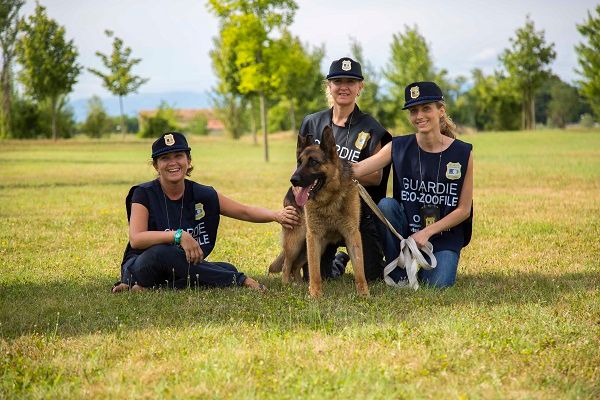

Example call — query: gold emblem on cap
[341,60,351,71]
[410,86,420,99]
[355,131,371,150]
[164,134,175,146]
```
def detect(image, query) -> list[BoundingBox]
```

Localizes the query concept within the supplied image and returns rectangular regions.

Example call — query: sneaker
[331,251,350,278]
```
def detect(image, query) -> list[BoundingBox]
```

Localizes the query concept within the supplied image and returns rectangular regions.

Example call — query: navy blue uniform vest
[299,105,392,203]
[391,134,473,252]
[121,179,220,266]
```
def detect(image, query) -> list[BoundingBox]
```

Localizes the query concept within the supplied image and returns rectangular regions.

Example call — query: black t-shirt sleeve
[131,186,150,209]
[299,115,311,136]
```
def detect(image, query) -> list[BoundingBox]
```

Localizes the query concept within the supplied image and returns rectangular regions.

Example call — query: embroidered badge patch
[164,133,175,146]
[354,131,371,150]
[410,86,420,99]
[341,60,351,71]
[195,203,205,220]
[446,162,462,180]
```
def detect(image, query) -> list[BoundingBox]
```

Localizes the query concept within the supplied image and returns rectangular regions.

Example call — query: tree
[383,26,448,133]
[500,15,556,130]
[89,30,148,139]
[82,95,111,137]
[210,22,250,140]
[207,0,298,161]
[139,101,177,138]
[575,4,600,120]
[350,37,393,130]
[188,112,209,136]
[547,78,586,128]
[268,30,324,133]
[15,3,81,140]
[462,69,520,131]
[0,0,24,138]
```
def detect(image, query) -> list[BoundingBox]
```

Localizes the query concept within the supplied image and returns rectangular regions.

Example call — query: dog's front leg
[346,229,369,297]
[306,229,323,298]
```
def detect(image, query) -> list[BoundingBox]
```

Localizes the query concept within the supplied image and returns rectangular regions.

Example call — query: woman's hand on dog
[180,231,204,264]
[276,206,301,229]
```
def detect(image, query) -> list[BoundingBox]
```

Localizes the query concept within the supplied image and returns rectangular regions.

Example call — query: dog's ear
[296,133,314,158]
[320,126,337,160]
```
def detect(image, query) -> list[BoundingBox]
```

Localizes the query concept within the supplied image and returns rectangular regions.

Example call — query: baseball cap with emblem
[402,81,444,110]
[326,57,364,81]
[151,131,191,159]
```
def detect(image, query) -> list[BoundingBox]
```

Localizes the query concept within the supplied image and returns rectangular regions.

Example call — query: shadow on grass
[1,270,597,339]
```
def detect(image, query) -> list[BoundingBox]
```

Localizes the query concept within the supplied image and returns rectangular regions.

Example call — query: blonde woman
[353,82,473,288]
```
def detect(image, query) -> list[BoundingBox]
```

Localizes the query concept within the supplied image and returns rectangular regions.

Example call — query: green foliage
[88,30,148,136]
[10,95,76,138]
[0,0,24,137]
[207,0,298,160]
[534,76,588,128]
[188,112,209,136]
[579,113,596,128]
[1,131,599,398]
[82,95,111,138]
[350,38,394,131]
[575,4,600,120]
[500,15,556,130]
[211,92,248,139]
[138,101,178,138]
[267,30,324,132]
[15,3,81,140]
[463,69,520,131]
[383,26,448,132]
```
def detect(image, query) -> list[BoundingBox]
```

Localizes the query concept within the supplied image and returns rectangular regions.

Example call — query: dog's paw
[356,283,370,297]
[309,286,323,298]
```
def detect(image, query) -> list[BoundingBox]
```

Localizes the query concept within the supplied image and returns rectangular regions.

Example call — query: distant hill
[69,91,212,122]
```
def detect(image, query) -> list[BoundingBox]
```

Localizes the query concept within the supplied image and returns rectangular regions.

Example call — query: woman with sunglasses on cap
[353,82,473,288]
[293,57,392,281]
[112,131,300,293]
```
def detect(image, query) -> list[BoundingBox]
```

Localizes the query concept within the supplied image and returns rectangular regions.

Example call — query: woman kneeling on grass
[353,81,473,288]
[112,131,300,293]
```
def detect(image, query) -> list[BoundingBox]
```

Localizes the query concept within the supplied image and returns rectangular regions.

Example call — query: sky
[20,0,599,101]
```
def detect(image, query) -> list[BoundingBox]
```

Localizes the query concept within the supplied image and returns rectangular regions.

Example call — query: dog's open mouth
[294,178,323,207]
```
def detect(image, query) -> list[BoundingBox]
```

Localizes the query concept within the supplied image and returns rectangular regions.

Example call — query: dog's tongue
[294,186,310,207]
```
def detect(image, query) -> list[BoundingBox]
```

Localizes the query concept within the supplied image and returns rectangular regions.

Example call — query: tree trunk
[259,90,269,162]
[249,100,257,145]
[51,97,58,141]
[1,58,12,137]
[289,98,296,133]
[530,94,536,130]
[119,95,126,140]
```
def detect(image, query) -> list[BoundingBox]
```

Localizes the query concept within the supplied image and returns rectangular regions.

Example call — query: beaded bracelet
[174,228,183,245]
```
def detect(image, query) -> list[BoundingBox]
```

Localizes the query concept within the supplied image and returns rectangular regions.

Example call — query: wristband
[174,229,183,245]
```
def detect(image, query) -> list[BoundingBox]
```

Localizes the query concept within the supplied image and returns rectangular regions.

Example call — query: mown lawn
[1,129,599,399]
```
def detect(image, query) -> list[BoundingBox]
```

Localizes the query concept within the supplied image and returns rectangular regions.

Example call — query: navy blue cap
[151,132,191,159]
[326,57,363,80]
[402,81,444,110]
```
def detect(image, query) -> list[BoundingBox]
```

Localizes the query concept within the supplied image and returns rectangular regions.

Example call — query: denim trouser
[121,244,246,289]
[376,198,460,288]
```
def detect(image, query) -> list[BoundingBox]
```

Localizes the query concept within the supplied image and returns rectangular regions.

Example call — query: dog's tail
[268,251,285,274]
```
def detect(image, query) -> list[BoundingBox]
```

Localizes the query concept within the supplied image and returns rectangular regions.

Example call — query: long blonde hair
[436,102,456,139]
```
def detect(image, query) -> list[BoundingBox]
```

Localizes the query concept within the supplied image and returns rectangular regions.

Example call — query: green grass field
[1,129,599,399]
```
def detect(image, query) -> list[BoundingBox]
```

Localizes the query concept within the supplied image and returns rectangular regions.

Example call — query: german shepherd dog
[269,126,368,298]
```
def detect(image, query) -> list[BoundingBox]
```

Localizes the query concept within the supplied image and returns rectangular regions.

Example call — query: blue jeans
[376,198,460,288]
